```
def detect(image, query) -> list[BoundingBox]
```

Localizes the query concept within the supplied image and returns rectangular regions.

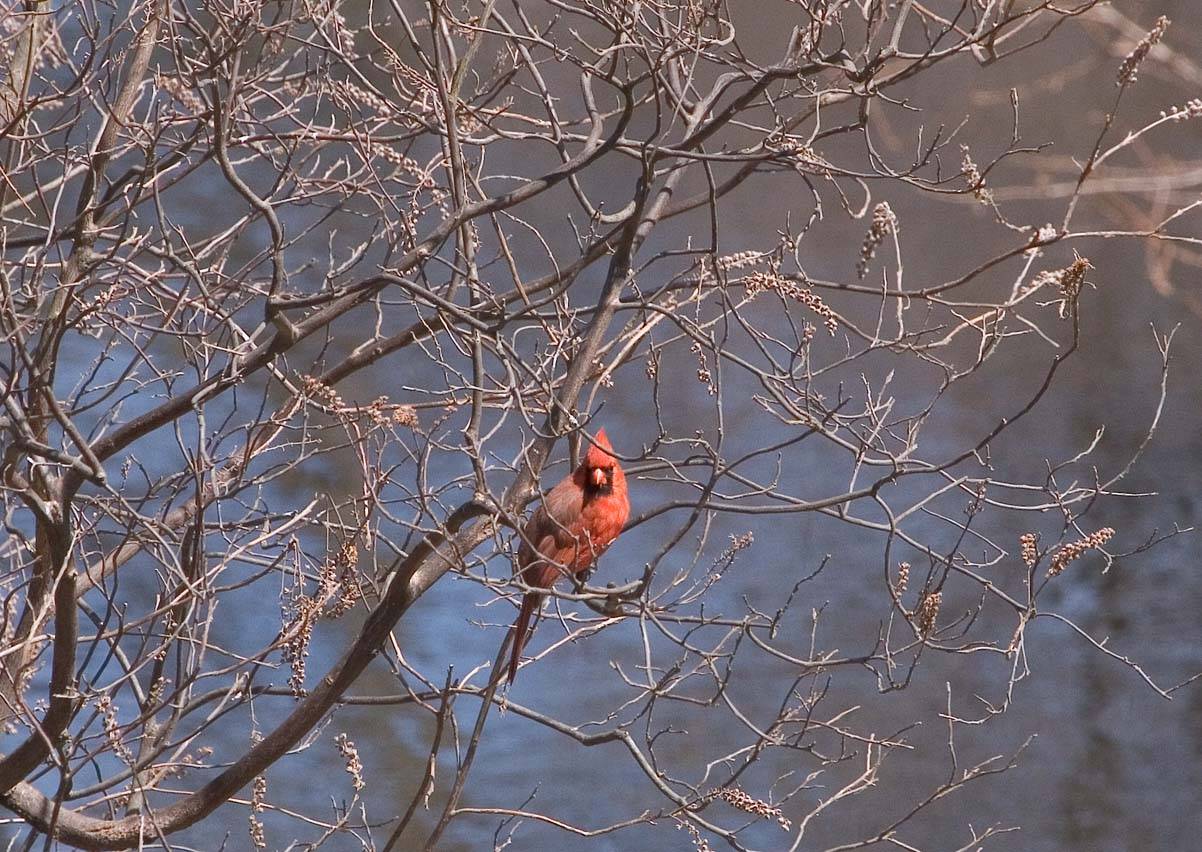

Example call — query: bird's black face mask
[586,465,614,496]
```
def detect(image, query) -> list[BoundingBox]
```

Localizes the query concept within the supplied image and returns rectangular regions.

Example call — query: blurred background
[368,4,1202,850]
[4,1,1202,850]
[300,4,1202,849]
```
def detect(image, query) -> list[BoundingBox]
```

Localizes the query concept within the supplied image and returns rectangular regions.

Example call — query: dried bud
[676,818,713,852]
[711,786,791,831]
[1020,533,1038,569]
[960,146,994,205]
[743,271,838,335]
[97,694,134,765]
[644,351,659,381]
[692,342,715,394]
[917,590,941,636]
[1047,528,1115,577]
[300,373,344,408]
[857,202,897,279]
[281,594,321,697]
[714,250,768,273]
[1161,99,1202,122]
[249,774,267,849]
[335,733,366,792]
[1117,16,1169,87]
[1032,251,1093,318]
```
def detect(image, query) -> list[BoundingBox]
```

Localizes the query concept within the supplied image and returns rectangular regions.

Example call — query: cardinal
[507,428,630,684]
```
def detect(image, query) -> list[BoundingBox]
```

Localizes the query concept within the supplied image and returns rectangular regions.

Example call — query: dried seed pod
[1048,528,1115,577]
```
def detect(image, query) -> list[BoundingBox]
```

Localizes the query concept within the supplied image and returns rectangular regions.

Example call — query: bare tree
[0,1,1195,849]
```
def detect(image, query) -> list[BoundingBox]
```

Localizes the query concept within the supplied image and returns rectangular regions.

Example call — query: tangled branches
[0,1,1195,849]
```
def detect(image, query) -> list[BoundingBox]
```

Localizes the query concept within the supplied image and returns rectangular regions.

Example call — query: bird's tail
[507,592,541,684]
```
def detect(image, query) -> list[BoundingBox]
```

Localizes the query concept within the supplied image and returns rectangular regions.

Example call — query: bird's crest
[583,428,616,469]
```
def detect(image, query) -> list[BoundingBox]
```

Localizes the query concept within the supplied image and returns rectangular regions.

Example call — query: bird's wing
[542,474,585,523]
[518,507,578,586]
[516,502,548,568]
[519,476,584,557]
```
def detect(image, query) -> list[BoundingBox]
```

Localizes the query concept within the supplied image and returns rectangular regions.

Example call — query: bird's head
[582,428,621,496]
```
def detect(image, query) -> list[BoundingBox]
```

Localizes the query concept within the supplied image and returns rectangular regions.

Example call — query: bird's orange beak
[590,467,606,488]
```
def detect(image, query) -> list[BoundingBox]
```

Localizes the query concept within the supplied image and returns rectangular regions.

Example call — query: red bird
[507,428,630,683]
